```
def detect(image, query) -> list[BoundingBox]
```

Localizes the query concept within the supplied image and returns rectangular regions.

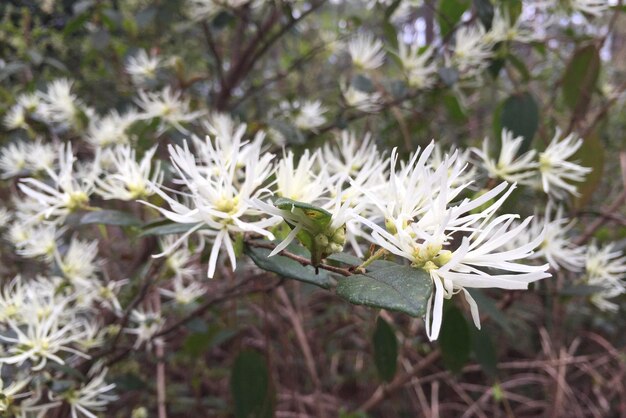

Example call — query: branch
[246,240,354,276]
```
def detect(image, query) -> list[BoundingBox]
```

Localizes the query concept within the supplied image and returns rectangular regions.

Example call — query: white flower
[135,86,204,134]
[3,105,27,130]
[474,129,538,184]
[0,140,56,178]
[350,143,550,340]
[160,277,205,305]
[161,235,201,280]
[0,207,11,229]
[539,129,591,199]
[586,242,626,284]
[522,204,586,271]
[0,301,88,371]
[125,49,162,84]
[451,25,493,76]
[275,149,326,203]
[358,179,549,340]
[125,310,164,349]
[144,133,277,278]
[348,32,386,70]
[293,100,327,131]
[96,145,162,200]
[484,9,537,44]
[584,242,626,312]
[0,142,28,178]
[398,43,438,89]
[37,79,84,129]
[14,224,60,260]
[0,365,30,413]
[568,0,610,17]
[56,368,117,418]
[55,237,100,286]
[86,110,139,147]
[341,83,382,113]
[322,130,383,177]
[25,140,56,173]
[18,143,96,223]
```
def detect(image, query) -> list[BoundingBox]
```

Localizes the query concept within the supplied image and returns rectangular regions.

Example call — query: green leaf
[244,242,332,289]
[562,44,600,116]
[438,0,471,37]
[140,222,203,236]
[327,252,363,267]
[231,350,275,418]
[500,91,539,153]
[80,210,141,227]
[443,93,467,123]
[474,0,495,29]
[501,0,523,21]
[336,265,432,316]
[572,130,604,210]
[274,197,332,230]
[470,327,498,378]
[373,317,398,382]
[439,304,471,374]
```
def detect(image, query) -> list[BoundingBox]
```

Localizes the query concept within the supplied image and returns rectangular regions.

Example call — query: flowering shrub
[0,0,625,416]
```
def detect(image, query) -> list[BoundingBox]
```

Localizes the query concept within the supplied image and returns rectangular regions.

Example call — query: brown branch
[246,240,353,276]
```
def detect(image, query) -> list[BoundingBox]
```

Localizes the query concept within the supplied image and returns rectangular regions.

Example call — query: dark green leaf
[438,0,471,37]
[327,252,363,266]
[231,350,275,418]
[373,317,398,382]
[562,44,600,116]
[439,304,471,374]
[80,210,141,227]
[474,0,495,29]
[572,130,603,210]
[500,91,539,153]
[443,93,467,123]
[470,327,498,378]
[501,0,522,21]
[336,265,432,316]
[244,243,332,289]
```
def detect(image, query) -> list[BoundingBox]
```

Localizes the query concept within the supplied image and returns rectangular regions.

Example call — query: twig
[246,240,353,276]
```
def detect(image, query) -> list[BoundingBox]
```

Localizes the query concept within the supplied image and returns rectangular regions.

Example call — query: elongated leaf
[572,130,603,209]
[500,92,539,153]
[140,222,203,236]
[474,0,495,29]
[562,44,600,116]
[244,243,331,289]
[80,209,141,227]
[274,197,332,229]
[470,327,498,378]
[336,265,432,316]
[438,0,471,37]
[231,350,274,418]
[373,317,398,382]
[439,304,471,374]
